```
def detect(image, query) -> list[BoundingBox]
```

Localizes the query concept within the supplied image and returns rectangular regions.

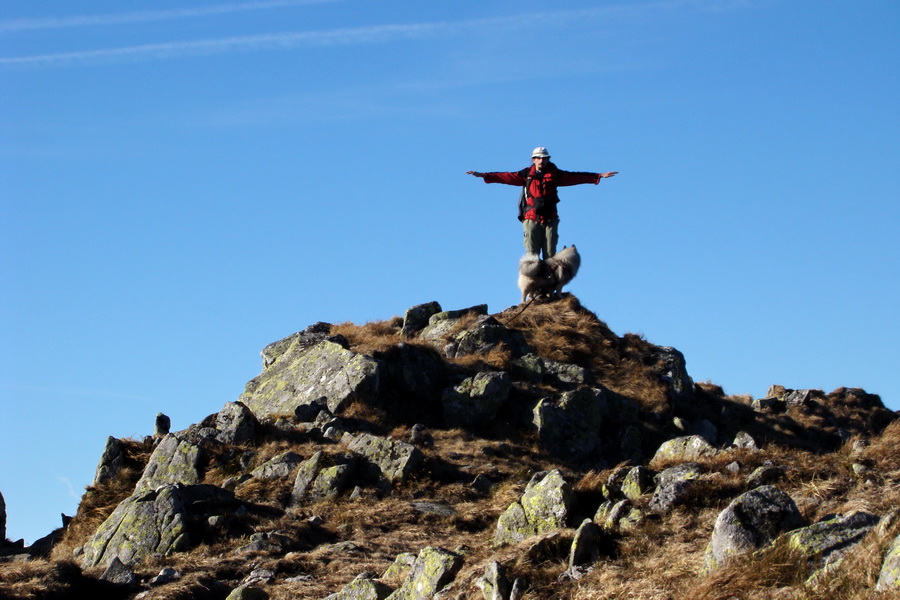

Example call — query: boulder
[100,556,137,586]
[654,346,694,408]
[226,585,270,600]
[82,483,237,568]
[569,518,604,568]
[346,433,422,485]
[648,462,702,513]
[786,511,880,569]
[259,322,331,369]
[704,485,805,572]
[382,343,446,402]
[289,451,324,506]
[93,436,127,486]
[240,339,385,418]
[419,305,489,345]
[595,499,643,533]
[476,560,511,600]
[401,301,442,337]
[216,401,259,446]
[155,413,171,437]
[652,435,718,463]
[495,470,572,545]
[542,358,590,389]
[442,371,511,431]
[444,314,530,358]
[134,434,201,493]
[324,571,392,600]
[877,532,900,591]
[732,431,759,450]
[533,387,609,462]
[250,451,302,480]
[385,546,463,600]
[382,552,417,581]
[621,466,651,500]
[0,490,5,542]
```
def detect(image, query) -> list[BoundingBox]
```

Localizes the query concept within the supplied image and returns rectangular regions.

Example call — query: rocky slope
[1,296,897,600]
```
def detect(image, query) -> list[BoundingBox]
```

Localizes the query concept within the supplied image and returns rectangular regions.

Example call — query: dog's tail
[518,253,544,278]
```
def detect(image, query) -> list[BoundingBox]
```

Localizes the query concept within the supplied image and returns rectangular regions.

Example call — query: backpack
[516,166,559,222]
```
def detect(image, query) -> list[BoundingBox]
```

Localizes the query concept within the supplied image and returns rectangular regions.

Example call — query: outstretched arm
[466,171,527,185]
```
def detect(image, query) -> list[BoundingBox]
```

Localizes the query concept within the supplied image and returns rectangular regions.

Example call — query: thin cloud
[0,0,345,33]
[0,1,759,68]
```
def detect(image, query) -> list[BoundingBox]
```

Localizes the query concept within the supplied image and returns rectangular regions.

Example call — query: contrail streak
[0,0,344,33]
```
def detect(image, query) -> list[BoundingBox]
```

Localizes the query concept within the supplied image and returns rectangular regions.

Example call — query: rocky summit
[1,296,898,599]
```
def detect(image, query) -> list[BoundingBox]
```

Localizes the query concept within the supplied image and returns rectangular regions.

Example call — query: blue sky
[1,0,897,544]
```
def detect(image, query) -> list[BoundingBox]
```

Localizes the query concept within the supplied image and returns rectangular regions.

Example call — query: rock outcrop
[9,296,895,600]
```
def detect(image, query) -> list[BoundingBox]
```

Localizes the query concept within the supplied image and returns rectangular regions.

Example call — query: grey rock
[289,451,323,505]
[509,353,547,383]
[442,371,511,431]
[533,387,609,462]
[786,511,880,569]
[382,552,417,581]
[753,397,785,412]
[346,433,422,485]
[733,431,758,450]
[542,358,590,388]
[495,470,572,545]
[621,466,651,500]
[134,434,201,493]
[0,490,4,542]
[237,531,293,554]
[308,461,356,502]
[569,519,603,568]
[648,463,702,513]
[476,560,511,600]
[654,346,694,407]
[444,314,530,359]
[226,585,270,600]
[101,556,137,586]
[408,423,433,448]
[216,401,259,446]
[260,322,331,369]
[241,339,385,418]
[596,499,642,532]
[746,464,786,488]
[705,485,805,571]
[383,343,446,401]
[691,419,718,445]
[324,573,392,600]
[154,413,171,437]
[149,566,181,586]
[243,567,276,586]
[652,435,718,463]
[250,451,302,480]
[93,436,127,486]
[401,301,442,336]
[385,546,463,600]
[877,531,900,591]
[82,484,237,568]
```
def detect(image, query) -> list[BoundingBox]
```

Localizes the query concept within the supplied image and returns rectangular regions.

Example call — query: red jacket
[482,163,601,223]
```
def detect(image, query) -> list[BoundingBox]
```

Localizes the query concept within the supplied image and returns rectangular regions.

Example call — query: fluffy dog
[517,244,581,302]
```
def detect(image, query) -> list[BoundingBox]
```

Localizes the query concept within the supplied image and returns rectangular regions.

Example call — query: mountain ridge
[1,295,897,599]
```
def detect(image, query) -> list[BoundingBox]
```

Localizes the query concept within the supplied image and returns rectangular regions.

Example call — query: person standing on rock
[467,147,618,259]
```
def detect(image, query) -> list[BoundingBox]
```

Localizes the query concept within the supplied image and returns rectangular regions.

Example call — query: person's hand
[600,171,618,178]
[466,171,485,177]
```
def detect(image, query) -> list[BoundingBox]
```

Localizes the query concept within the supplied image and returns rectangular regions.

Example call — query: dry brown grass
[50,438,154,560]
[331,318,404,354]
[500,296,670,412]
